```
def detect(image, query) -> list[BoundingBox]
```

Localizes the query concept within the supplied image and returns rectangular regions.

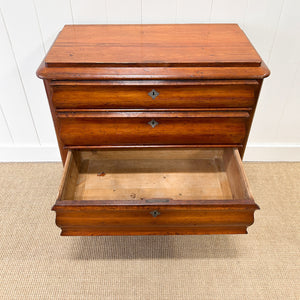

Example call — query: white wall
[0,0,299,162]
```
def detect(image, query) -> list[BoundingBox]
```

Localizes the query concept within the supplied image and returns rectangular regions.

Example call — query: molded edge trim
[37,61,270,80]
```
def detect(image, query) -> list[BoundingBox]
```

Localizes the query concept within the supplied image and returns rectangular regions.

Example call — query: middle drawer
[57,111,249,146]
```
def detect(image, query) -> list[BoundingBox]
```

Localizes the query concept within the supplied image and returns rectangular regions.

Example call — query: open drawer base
[53,148,259,236]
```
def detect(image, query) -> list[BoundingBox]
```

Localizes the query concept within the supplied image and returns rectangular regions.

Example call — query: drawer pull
[148,119,159,128]
[148,89,159,99]
[150,210,160,217]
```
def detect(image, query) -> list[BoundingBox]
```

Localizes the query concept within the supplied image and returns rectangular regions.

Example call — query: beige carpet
[0,162,299,300]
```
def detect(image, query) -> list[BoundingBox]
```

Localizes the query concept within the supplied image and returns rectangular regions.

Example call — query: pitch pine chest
[37,24,270,236]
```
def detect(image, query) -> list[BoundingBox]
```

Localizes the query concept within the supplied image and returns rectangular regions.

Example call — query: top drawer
[51,80,259,109]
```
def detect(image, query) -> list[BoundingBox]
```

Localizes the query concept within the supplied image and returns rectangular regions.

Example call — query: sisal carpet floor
[0,162,299,300]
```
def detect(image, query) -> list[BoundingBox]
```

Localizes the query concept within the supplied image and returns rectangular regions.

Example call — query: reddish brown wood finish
[45,24,261,67]
[43,80,68,162]
[58,112,248,146]
[53,206,257,236]
[52,80,258,109]
[37,61,270,81]
[37,24,269,236]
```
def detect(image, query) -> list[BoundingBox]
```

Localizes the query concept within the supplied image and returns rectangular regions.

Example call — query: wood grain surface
[37,62,270,80]
[58,113,248,146]
[45,24,261,67]
[52,80,258,109]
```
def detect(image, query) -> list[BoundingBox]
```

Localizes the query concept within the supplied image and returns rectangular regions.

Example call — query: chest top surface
[37,24,269,80]
[45,24,261,67]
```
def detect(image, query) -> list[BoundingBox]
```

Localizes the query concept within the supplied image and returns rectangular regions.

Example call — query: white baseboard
[244,144,300,161]
[0,145,61,162]
[0,144,299,162]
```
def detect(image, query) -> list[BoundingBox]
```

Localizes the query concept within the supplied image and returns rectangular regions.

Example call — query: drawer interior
[58,148,252,203]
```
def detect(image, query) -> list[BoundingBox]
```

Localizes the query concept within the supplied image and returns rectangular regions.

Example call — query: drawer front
[58,112,248,146]
[54,206,256,236]
[52,81,258,109]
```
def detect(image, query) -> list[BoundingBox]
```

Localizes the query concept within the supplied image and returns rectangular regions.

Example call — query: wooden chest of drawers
[37,24,269,236]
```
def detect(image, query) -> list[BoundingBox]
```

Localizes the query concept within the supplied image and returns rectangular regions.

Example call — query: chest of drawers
[37,24,269,236]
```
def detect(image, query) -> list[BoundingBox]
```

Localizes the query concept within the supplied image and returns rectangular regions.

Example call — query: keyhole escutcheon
[148,119,159,128]
[148,89,159,99]
[150,210,160,217]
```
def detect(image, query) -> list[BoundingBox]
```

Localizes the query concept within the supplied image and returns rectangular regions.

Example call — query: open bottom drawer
[53,148,259,235]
